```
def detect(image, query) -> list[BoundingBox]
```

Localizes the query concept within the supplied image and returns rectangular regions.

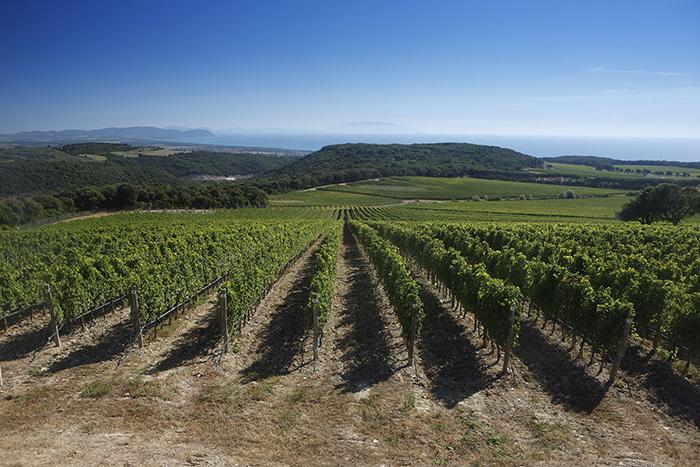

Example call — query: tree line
[0,183,268,228]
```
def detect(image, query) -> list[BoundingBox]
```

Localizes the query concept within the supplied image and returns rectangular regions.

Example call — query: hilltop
[256,142,542,192]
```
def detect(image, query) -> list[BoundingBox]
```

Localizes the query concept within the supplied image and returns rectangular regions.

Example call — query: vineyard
[1,204,699,465]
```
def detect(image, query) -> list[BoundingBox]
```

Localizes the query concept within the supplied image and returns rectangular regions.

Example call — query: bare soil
[1,224,699,466]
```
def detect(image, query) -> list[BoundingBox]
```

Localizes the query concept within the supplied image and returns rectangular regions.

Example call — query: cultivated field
[1,198,699,465]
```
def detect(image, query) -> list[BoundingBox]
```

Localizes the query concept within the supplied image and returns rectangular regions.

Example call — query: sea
[177,134,700,162]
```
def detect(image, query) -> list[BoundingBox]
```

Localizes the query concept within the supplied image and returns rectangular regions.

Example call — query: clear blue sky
[1,0,698,137]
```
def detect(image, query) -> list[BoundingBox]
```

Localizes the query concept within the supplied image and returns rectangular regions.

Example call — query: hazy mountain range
[0,126,215,144]
[0,122,418,145]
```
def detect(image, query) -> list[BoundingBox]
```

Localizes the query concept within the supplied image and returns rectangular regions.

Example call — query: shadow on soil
[241,246,317,379]
[148,306,221,374]
[415,279,489,408]
[0,320,52,361]
[515,320,606,413]
[45,318,131,373]
[334,226,401,394]
[623,345,700,429]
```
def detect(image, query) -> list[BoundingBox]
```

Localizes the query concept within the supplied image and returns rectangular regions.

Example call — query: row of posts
[42,285,143,350]
[436,281,634,383]
[216,289,322,371]
[216,288,417,374]
[49,286,634,382]
[3,287,514,382]
[0,285,633,389]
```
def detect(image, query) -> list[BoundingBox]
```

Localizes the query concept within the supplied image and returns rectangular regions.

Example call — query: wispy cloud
[587,67,687,77]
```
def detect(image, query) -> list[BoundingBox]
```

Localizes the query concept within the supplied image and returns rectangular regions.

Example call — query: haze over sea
[180,134,700,162]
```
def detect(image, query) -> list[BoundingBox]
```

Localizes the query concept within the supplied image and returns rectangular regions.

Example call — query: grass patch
[242,375,280,402]
[359,392,390,431]
[154,294,209,339]
[80,379,113,398]
[485,433,504,446]
[79,154,107,162]
[113,148,181,158]
[278,411,294,432]
[196,383,239,406]
[15,385,54,402]
[290,387,307,404]
[527,414,568,451]
[125,378,174,400]
[155,320,181,339]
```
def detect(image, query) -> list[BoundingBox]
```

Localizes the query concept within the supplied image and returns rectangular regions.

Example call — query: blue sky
[1,0,699,138]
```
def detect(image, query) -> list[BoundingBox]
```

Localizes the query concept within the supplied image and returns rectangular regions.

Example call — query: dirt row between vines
[0,223,699,466]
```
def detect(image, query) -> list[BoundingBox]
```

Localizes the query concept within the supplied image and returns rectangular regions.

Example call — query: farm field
[541,163,644,180]
[356,196,637,223]
[613,164,700,178]
[542,163,700,181]
[111,147,183,158]
[314,175,629,200]
[1,198,699,465]
[270,189,401,206]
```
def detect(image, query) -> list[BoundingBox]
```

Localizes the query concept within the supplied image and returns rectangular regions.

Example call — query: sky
[1,0,699,138]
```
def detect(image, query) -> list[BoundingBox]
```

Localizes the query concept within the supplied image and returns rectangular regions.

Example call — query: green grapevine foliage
[306,222,342,334]
[349,220,424,347]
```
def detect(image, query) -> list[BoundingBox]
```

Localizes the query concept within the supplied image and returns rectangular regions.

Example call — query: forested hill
[0,144,293,196]
[256,143,542,191]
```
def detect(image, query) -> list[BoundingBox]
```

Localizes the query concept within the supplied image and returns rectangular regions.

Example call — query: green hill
[0,160,178,196]
[256,142,542,192]
[0,144,293,196]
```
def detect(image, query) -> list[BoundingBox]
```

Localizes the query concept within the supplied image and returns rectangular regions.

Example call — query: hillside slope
[256,142,542,192]
[0,144,293,196]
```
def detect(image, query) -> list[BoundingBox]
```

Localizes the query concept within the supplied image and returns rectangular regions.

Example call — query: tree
[73,186,106,211]
[617,188,658,224]
[0,202,20,227]
[618,183,700,225]
[115,183,138,208]
[656,184,700,225]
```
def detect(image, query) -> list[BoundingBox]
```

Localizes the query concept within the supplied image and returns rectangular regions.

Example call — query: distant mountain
[320,121,417,134]
[0,126,214,144]
[163,125,213,132]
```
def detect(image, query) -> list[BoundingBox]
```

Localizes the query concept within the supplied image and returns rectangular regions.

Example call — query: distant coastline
[178,133,700,162]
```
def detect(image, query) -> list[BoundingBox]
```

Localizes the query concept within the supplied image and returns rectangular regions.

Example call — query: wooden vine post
[652,321,662,352]
[312,292,319,371]
[409,303,417,367]
[502,303,517,375]
[130,286,144,348]
[608,312,634,385]
[219,288,229,354]
[44,285,61,347]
